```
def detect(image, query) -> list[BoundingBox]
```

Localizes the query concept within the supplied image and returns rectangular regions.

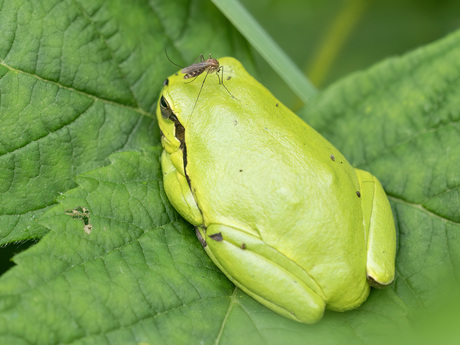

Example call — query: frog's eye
[160,96,173,119]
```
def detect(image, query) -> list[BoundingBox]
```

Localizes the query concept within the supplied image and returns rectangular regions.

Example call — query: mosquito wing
[181,62,212,74]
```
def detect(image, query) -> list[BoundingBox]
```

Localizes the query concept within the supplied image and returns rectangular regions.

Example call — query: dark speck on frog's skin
[356,191,361,197]
[163,78,169,86]
[330,154,335,161]
[210,232,223,241]
[276,103,279,107]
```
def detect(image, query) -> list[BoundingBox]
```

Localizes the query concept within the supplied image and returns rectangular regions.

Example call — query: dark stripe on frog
[169,114,185,150]
[163,101,207,240]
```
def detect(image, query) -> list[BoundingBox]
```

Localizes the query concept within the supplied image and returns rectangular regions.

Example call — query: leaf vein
[72,0,141,108]
[388,195,460,225]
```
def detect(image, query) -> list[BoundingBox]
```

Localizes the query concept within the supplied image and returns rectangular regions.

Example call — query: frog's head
[156,57,243,151]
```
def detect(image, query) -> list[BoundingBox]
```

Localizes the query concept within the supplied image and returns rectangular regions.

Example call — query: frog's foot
[196,224,326,324]
[356,169,396,287]
[160,150,203,226]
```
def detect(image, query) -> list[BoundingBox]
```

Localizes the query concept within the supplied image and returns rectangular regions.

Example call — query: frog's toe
[356,169,396,286]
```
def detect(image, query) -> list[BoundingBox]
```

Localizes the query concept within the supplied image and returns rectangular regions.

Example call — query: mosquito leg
[190,70,210,116]
[219,66,236,100]
[189,54,205,66]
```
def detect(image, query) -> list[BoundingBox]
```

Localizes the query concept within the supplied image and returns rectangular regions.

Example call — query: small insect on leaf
[65,207,93,234]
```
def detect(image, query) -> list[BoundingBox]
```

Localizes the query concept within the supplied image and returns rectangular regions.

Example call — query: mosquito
[166,52,235,113]
[181,54,221,79]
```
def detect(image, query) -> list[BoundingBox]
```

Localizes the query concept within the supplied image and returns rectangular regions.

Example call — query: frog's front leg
[160,150,203,226]
[196,224,326,324]
[356,169,396,287]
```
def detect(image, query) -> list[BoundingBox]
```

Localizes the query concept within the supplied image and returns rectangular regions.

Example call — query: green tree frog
[156,57,396,324]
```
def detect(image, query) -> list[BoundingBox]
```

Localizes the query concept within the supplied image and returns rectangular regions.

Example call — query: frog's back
[183,58,369,309]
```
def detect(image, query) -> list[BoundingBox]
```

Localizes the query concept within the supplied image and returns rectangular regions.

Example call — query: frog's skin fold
[156,57,396,324]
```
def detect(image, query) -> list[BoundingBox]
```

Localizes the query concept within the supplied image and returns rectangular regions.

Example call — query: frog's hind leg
[356,169,396,287]
[197,224,326,324]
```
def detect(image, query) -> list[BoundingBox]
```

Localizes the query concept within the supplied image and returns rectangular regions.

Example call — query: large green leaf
[0,0,459,344]
[0,0,252,244]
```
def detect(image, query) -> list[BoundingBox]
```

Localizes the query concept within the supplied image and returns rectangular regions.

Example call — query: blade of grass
[306,0,368,87]
[211,0,317,105]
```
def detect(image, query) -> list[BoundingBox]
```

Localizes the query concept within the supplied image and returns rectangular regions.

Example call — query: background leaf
[0,0,459,344]
[240,0,460,107]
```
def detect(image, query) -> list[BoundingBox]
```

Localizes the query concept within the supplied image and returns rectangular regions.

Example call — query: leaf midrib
[0,60,154,119]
